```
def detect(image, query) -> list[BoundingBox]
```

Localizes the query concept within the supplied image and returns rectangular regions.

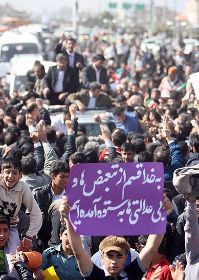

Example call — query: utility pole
[173,0,176,21]
[72,0,78,39]
[149,0,155,36]
[163,0,167,24]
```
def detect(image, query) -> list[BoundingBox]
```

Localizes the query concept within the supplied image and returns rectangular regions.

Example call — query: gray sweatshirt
[185,202,199,280]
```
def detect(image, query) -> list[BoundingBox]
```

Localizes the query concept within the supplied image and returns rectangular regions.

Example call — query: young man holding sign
[59,196,173,280]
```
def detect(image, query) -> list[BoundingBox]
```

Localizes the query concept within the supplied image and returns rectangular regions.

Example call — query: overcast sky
[2,0,186,16]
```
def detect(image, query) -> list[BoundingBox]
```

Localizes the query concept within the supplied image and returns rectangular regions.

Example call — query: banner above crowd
[66,162,166,235]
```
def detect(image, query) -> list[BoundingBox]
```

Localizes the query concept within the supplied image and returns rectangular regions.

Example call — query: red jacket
[146,257,172,280]
[99,146,122,161]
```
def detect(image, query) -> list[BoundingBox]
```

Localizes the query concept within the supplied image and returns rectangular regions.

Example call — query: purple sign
[66,162,166,235]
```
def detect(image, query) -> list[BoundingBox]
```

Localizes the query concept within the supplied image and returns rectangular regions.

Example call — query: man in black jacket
[33,161,70,251]
[82,54,108,89]
[54,37,85,92]
[43,54,76,105]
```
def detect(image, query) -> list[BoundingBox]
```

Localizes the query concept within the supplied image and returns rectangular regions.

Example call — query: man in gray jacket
[20,122,58,190]
[184,198,199,280]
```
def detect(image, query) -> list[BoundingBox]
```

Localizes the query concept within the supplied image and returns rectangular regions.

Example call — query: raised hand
[65,119,73,134]
[59,196,71,223]
[69,104,77,120]
[150,266,161,280]
[100,124,111,141]
[169,261,185,280]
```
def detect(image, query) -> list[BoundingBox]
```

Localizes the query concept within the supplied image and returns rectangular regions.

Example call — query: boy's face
[0,223,9,249]
[102,251,126,277]
[51,172,69,191]
[121,150,134,163]
[60,230,73,253]
[1,167,21,189]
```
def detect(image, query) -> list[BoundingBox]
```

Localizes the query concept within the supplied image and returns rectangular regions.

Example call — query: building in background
[185,0,199,25]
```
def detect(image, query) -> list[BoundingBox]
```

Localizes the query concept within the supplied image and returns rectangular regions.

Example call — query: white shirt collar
[56,66,65,71]
[51,188,65,196]
[93,64,100,72]
[89,90,94,97]
[67,51,75,56]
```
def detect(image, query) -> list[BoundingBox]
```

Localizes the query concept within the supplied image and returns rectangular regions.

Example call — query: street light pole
[163,0,167,24]
[72,0,78,38]
[149,0,155,36]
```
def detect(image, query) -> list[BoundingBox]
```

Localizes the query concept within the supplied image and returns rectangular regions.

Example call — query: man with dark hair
[33,62,46,97]
[4,106,18,125]
[137,151,152,162]
[43,53,76,105]
[54,37,85,92]
[84,149,99,163]
[75,135,89,151]
[121,142,135,163]
[113,107,141,135]
[178,141,189,166]
[131,137,146,154]
[68,81,112,111]
[82,54,108,89]
[26,103,40,126]
[186,134,199,166]
[114,95,129,111]
[33,160,70,250]
[2,132,18,157]
[99,128,126,161]
[68,152,87,168]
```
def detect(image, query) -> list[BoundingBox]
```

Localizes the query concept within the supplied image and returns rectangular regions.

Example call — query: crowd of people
[0,31,199,279]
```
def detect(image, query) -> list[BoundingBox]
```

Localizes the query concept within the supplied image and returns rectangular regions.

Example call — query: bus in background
[0,17,31,32]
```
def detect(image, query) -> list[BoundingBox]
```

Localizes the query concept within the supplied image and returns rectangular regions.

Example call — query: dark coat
[14,261,33,280]
[68,90,112,108]
[82,65,108,89]
[54,43,85,91]
[33,184,53,250]
[54,43,85,67]
[44,65,77,94]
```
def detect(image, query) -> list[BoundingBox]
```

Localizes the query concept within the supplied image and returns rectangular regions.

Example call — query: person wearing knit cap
[159,66,183,99]
[99,236,130,256]
[168,66,177,76]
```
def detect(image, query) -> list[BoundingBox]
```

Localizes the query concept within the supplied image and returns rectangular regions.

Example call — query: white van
[0,30,42,62]
[0,30,42,77]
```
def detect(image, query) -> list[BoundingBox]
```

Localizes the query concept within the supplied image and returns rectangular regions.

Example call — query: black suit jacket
[44,65,77,94]
[54,43,85,67]
[54,43,85,91]
[82,65,108,89]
